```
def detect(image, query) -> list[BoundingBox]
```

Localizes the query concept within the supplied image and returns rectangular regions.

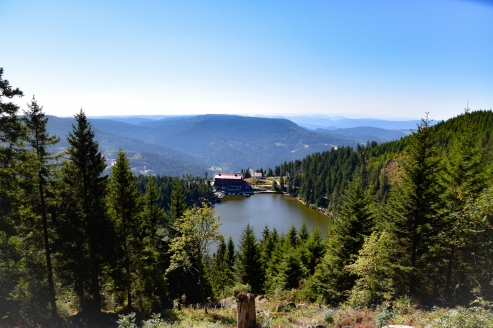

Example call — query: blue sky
[1,0,492,120]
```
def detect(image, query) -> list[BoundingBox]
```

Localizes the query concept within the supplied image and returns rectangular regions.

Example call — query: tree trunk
[236,292,256,328]
[39,177,58,321]
[198,259,208,314]
[445,245,455,297]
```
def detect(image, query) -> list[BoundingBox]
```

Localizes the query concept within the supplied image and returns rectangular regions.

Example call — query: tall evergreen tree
[0,67,25,321]
[22,97,60,320]
[0,67,24,233]
[225,237,236,280]
[301,175,374,303]
[237,224,264,294]
[439,109,487,300]
[57,109,109,313]
[208,237,230,298]
[382,114,443,299]
[107,150,142,310]
[165,178,195,302]
[140,176,167,309]
[169,179,188,230]
[299,226,324,275]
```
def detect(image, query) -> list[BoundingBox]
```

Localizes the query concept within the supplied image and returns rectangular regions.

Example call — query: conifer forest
[2,67,493,327]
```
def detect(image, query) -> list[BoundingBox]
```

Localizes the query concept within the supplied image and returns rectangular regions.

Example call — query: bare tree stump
[236,292,256,328]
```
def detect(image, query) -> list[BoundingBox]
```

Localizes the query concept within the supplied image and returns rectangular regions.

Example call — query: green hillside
[46,116,208,176]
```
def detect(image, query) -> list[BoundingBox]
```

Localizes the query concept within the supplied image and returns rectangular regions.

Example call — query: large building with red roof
[213,173,252,192]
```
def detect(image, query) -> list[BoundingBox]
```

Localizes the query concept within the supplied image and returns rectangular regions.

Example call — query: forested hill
[100,114,358,171]
[46,115,208,176]
[47,114,358,173]
[272,110,493,211]
[263,110,493,308]
[48,114,437,175]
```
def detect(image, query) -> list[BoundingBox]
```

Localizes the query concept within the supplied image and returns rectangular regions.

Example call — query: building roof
[213,173,244,180]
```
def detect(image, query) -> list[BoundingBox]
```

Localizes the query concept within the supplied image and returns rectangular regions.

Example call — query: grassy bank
[111,297,493,328]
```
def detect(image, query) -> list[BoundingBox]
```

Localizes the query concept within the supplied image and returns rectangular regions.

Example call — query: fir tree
[107,150,142,310]
[0,68,25,321]
[140,176,168,309]
[225,237,236,279]
[209,237,231,298]
[22,97,60,320]
[440,109,487,300]
[237,224,264,294]
[57,109,109,313]
[169,179,188,231]
[301,175,374,303]
[382,114,443,299]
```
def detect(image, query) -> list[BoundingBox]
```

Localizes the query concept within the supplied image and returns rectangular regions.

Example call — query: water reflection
[214,193,330,244]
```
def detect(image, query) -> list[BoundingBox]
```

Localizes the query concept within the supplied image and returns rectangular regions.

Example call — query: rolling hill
[48,114,420,175]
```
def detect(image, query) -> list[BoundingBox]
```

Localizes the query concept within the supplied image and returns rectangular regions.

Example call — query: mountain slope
[316,126,409,143]
[47,116,208,176]
[134,115,357,171]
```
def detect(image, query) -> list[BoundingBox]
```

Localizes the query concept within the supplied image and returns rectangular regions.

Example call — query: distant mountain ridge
[48,114,422,175]
[282,116,423,130]
[46,116,208,176]
[91,114,357,171]
[316,126,410,143]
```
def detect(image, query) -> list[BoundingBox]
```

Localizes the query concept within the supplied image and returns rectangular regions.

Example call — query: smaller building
[213,173,252,192]
[252,172,263,179]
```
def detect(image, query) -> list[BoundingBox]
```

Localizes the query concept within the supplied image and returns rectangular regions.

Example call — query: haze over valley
[47,114,422,175]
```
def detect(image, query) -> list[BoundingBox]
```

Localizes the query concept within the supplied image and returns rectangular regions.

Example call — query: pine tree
[287,225,298,248]
[299,226,324,275]
[237,224,264,294]
[439,109,487,300]
[301,175,374,303]
[0,67,24,233]
[107,150,142,310]
[298,222,309,244]
[169,179,188,231]
[382,114,443,299]
[140,176,167,309]
[209,237,230,298]
[57,109,109,313]
[277,251,306,290]
[225,237,236,281]
[22,97,60,320]
[0,67,25,321]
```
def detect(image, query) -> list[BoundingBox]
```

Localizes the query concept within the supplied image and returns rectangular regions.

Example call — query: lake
[213,193,330,245]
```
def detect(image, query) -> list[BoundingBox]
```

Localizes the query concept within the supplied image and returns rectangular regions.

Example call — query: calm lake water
[213,193,330,245]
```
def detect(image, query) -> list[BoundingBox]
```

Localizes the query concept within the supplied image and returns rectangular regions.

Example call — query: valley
[48,114,422,175]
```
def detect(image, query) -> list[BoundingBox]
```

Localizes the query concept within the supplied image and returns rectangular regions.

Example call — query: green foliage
[22,96,60,319]
[169,178,188,226]
[346,231,408,307]
[381,115,444,299]
[374,304,394,328]
[56,109,110,313]
[425,305,493,328]
[208,237,235,299]
[4,67,493,324]
[301,175,374,303]
[117,312,137,328]
[108,150,145,310]
[237,224,264,294]
[167,203,222,312]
